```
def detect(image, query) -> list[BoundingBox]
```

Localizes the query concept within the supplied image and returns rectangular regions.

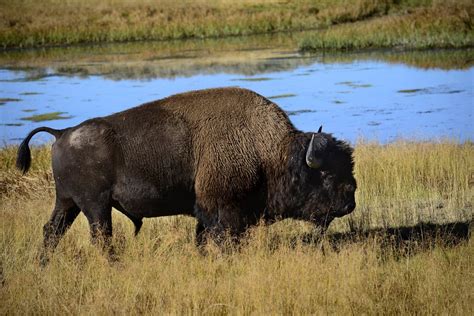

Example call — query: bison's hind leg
[40,198,80,266]
[75,196,116,261]
[111,201,143,236]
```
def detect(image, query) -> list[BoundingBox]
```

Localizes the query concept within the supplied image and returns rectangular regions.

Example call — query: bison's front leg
[195,221,206,249]
[212,209,249,250]
[314,217,333,236]
[217,207,248,239]
[40,198,80,266]
[303,215,335,249]
[194,203,248,250]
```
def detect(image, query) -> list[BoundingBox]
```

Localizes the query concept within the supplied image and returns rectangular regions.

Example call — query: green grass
[20,111,73,122]
[0,0,387,50]
[300,1,474,51]
[0,141,472,314]
[1,0,471,50]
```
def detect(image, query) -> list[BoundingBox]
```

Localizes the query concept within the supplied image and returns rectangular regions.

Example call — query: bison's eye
[344,184,356,192]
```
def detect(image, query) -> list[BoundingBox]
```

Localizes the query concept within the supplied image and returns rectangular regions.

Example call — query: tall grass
[0,0,454,50]
[346,141,473,231]
[300,1,474,51]
[0,141,473,314]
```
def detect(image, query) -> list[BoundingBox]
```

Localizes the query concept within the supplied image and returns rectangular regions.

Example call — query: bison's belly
[112,177,195,218]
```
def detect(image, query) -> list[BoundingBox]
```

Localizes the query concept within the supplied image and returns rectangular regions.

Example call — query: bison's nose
[343,202,356,214]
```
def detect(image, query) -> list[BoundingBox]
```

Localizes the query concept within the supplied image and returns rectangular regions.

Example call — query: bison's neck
[265,132,309,221]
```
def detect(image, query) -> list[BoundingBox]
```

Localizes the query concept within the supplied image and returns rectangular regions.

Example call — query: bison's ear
[306,133,326,169]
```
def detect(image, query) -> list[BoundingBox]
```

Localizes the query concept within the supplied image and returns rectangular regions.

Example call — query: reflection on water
[0,36,473,144]
[1,30,473,80]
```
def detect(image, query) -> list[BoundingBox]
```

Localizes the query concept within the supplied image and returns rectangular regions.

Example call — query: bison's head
[282,127,356,229]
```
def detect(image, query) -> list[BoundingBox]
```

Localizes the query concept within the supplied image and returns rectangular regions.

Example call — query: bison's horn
[306,134,323,169]
[317,125,323,133]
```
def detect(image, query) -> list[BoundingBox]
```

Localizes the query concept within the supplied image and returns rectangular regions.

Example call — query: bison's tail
[16,127,64,174]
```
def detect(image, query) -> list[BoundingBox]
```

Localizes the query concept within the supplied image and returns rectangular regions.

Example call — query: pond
[0,34,473,145]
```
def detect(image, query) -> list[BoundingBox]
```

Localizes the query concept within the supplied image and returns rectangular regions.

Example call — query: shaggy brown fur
[16,87,356,263]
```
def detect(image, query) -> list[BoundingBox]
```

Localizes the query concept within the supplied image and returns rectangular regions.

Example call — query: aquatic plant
[20,111,73,122]
[267,93,297,99]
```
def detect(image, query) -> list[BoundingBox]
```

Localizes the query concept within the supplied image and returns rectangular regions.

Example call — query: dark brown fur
[16,87,356,263]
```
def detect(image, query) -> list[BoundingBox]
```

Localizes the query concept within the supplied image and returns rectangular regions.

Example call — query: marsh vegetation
[300,0,473,51]
[20,111,73,122]
[0,0,472,50]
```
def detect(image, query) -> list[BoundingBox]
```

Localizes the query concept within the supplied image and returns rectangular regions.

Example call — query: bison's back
[166,87,296,166]
[166,88,296,210]
[107,87,295,170]
[105,88,295,212]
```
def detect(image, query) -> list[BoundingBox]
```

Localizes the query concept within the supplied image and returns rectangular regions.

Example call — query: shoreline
[1,0,472,51]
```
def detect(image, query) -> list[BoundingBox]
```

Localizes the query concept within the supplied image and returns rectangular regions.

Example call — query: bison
[17,87,356,262]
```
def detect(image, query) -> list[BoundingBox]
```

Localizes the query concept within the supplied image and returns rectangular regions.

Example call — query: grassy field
[0,0,472,50]
[0,141,472,314]
[300,0,474,51]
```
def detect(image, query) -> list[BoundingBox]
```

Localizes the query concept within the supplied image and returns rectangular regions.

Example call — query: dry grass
[0,141,473,314]
[0,0,431,49]
[347,140,473,229]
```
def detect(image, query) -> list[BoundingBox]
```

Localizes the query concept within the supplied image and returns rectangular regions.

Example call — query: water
[0,39,473,145]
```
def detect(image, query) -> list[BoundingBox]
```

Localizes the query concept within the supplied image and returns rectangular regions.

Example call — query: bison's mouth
[333,202,356,217]
[309,202,355,228]
[311,214,335,228]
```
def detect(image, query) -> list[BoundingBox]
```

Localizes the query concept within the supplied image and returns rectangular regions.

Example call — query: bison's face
[288,130,356,227]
